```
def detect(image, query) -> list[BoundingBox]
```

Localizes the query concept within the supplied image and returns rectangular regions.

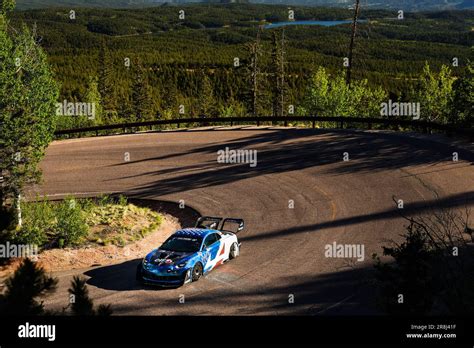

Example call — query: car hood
[145,249,194,267]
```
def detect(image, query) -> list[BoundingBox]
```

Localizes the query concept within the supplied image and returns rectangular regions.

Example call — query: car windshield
[160,236,201,253]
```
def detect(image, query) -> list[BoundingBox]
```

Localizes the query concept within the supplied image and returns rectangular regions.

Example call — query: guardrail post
[257,120,260,127]
[368,122,372,130]
[284,120,288,127]
[312,120,315,129]
[339,120,343,129]
[231,121,233,127]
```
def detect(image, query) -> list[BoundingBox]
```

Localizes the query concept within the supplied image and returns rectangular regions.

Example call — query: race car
[136,216,244,287]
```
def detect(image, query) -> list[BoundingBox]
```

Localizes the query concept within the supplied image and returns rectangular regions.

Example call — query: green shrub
[373,222,436,315]
[54,197,88,247]
[16,198,55,247]
[117,195,127,206]
[98,194,111,206]
[299,66,387,117]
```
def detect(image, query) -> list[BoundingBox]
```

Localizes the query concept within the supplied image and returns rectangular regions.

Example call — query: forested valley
[10,4,473,129]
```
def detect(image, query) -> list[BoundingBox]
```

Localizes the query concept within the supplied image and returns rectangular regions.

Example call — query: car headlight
[143,259,149,266]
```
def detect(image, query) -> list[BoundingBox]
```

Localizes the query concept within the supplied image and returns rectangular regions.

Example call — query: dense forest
[10,4,474,129]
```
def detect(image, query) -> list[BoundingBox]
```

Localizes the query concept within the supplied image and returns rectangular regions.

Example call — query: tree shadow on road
[101,263,380,315]
[114,129,474,199]
[239,190,474,243]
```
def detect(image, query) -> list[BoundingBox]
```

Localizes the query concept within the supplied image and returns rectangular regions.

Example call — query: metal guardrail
[53,116,474,139]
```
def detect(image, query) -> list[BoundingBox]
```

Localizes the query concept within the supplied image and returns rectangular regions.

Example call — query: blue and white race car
[136,217,244,287]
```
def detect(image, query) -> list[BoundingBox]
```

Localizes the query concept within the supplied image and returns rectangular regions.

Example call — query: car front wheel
[192,262,203,282]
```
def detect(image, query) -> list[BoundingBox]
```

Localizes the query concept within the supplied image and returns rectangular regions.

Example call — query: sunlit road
[32,128,474,315]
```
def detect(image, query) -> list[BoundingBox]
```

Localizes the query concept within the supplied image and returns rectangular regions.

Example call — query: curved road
[32,128,474,315]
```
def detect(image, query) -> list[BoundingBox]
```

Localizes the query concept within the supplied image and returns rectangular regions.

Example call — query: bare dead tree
[249,26,263,117]
[280,28,286,117]
[346,0,361,87]
[271,29,286,118]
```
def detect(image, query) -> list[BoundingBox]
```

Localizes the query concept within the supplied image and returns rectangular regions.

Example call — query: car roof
[173,228,219,238]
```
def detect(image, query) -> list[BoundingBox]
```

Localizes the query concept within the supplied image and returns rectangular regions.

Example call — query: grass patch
[84,197,162,247]
[7,195,162,249]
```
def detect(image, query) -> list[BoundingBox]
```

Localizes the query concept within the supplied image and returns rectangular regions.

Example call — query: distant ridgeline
[206,0,250,3]
[15,0,474,10]
[15,0,250,9]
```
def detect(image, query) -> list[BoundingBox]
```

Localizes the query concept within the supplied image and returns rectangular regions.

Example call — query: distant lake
[264,20,365,29]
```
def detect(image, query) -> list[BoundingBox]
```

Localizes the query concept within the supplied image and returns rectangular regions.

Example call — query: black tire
[136,263,143,283]
[192,262,203,282]
[229,242,239,260]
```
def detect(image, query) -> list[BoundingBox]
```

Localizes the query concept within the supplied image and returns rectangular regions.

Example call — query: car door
[202,233,220,272]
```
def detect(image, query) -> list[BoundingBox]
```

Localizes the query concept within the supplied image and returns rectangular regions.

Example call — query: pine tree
[131,62,153,122]
[68,276,113,316]
[85,76,102,125]
[161,66,179,117]
[98,41,117,123]
[1,258,58,315]
[68,276,94,315]
[197,71,216,118]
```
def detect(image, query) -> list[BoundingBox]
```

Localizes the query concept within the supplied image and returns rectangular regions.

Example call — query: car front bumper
[139,266,191,287]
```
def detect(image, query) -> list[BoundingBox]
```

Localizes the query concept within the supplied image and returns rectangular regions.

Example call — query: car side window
[211,233,221,243]
[203,234,218,249]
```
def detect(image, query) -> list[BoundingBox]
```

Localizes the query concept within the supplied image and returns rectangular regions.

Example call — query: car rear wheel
[229,242,239,260]
[192,262,203,282]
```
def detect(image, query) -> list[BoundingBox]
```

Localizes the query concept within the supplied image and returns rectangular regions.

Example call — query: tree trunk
[14,191,22,228]
[346,0,361,87]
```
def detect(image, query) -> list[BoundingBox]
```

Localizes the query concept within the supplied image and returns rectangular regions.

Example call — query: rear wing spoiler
[195,216,245,234]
